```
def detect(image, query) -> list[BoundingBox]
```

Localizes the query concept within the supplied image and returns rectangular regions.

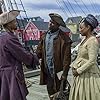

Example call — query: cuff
[77,68,82,74]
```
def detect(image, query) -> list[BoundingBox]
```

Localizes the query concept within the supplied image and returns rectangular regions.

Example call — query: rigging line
[62,0,73,17]
[5,0,11,11]
[65,0,78,16]
[73,0,86,16]
[80,0,90,12]
[1,0,7,12]
[88,0,96,13]
[7,0,20,29]
[56,0,69,17]
[91,0,100,14]
[61,0,73,17]
[11,0,25,29]
[19,0,29,20]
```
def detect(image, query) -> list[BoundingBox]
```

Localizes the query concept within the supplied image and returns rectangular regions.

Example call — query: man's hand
[60,75,67,80]
[60,75,67,91]
[72,67,79,77]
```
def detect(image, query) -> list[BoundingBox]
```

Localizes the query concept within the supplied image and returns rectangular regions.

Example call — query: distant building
[66,16,82,34]
[24,16,44,22]
[33,16,44,22]
[23,20,49,46]
[66,16,82,42]
[14,16,48,46]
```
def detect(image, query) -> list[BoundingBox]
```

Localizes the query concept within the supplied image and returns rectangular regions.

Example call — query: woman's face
[79,22,89,36]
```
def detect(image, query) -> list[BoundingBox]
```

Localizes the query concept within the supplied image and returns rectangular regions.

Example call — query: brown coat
[36,30,72,85]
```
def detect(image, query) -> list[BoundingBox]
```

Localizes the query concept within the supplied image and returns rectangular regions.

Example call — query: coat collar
[44,29,65,40]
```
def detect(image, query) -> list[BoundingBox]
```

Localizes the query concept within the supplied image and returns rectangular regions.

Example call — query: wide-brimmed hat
[49,13,66,27]
[0,10,20,25]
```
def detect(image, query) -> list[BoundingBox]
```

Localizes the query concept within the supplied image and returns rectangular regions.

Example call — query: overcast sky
[4,0,100,22]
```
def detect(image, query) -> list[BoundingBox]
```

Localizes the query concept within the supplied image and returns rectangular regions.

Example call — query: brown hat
[0,10,20,25]
[49,13,66,27]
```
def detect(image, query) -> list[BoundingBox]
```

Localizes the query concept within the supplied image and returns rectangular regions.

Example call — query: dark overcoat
[36,30,72,85]
[0,32,34,100]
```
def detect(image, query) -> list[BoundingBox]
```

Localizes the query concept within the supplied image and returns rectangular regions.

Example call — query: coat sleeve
[62,38,72,77]
[6,36,36,66]
[77,38,99,74]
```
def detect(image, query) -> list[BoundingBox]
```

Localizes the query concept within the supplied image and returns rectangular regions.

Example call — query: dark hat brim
[49,13,66,27]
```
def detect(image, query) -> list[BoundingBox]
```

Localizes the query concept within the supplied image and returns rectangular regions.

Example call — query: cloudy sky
[4,0,100,21]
